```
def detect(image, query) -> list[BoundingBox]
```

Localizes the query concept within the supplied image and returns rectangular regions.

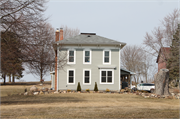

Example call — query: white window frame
[67,69,75,85]
[83,69,91,85]
[67,49,76,64]
[83,49,91,64]
[99,69,114,84]
[103,50,111,64]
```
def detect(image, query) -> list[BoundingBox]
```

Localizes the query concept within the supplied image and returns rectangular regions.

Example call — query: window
[100,69,114,84]
[67,69,75,84]
[69,51,74,62]
[67,50,76,64]
[103,50,111,64]
[83,69,91,85]
[83,50,91,64]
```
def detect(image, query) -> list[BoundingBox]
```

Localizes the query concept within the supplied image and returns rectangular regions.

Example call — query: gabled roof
[55,33,126,48]
[156,47,170,63]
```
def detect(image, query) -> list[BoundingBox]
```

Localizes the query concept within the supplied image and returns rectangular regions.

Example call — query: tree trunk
[12,75,15,82]
[9,75,11,82]
[154,69,170,95]
[3,74,6,84]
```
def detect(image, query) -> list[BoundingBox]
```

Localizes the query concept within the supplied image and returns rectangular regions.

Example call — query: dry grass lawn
[0,83,50,97]
[0,84,180,118]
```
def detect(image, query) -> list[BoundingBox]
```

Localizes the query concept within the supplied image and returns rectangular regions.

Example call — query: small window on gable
[68,50,76,64]
[103,50,111,64]
[83,50,91,64]
[105,51,109,62]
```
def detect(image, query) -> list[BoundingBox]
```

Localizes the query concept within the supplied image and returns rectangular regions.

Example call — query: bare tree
[143,9,179,64]
[0,0,47,33]
[121,45,143,83]
[141,53,157,83]
[60,25,80,39]
[162,9,179,46]
[143,9,180,94]
[25,24,80,82]
[25,23,55,82]
[146,64,157,83]
[121,45,155,83]
[0,0,48,62]
[0,0,49,82]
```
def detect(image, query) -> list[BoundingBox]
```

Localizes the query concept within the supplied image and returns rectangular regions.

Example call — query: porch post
[130,75,133,89]
[128,75,130,88]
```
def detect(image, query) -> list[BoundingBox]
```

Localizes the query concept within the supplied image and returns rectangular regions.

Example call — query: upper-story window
[103,50,111,64]
[67,49,76,64]
[83,50,91,64]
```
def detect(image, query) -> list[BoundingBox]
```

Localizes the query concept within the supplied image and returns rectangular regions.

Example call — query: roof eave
[53,42,126,47]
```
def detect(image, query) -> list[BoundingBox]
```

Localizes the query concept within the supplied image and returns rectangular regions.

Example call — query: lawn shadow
[1,94,85,105]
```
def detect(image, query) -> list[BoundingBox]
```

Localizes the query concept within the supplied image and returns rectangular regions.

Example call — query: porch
[121,68,135,89]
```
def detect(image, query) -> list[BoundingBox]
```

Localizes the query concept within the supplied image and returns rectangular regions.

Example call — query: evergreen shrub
[77,82,81,91]
[94,82,98,92]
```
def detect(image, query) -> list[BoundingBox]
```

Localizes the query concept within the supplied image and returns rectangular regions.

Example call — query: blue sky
[3,0,178,82]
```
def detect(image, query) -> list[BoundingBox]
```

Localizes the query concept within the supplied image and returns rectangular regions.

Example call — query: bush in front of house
[77,82,81,91]
[67,89,71,92]
[86,89,90,92]
[94,82,98,92]
[106,88,110,92]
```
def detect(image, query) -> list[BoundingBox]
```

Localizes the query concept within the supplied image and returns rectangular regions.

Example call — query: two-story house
[51,28,126,91]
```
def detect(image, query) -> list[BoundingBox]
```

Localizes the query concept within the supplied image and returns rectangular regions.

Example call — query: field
[0,83,180,118]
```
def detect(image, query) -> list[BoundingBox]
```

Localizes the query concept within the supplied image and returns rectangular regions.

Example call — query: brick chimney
[55,50,57,90]
[60,28,63,40]
[55,28,63,90]
[55,28,59,90]
[55,28,59,41]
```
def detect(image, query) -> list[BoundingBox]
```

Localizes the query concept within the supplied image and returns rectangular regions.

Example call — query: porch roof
[121,68,135,75]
